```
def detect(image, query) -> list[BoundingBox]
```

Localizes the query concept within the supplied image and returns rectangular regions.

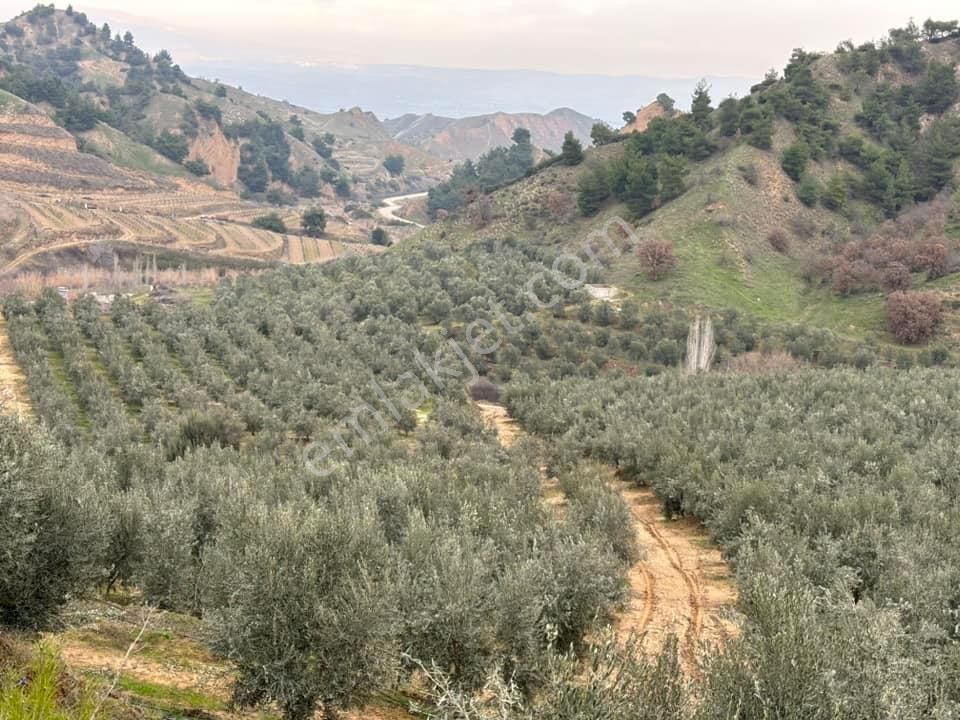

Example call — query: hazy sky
[2,0,958,76]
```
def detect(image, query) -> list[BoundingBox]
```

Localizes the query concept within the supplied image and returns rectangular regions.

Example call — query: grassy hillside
[80,120,192,178]
[417,26,960,348]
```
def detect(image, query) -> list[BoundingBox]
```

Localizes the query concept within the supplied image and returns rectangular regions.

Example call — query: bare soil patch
[0,317,31,417]
[476,400,739,677]
[615,480,738,677]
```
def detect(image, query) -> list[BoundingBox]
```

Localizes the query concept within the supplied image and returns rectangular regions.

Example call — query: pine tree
[863,159,895,215]
[740,101,773,149]
[690,80,713,131]
[577,164,611,216]
[781,142,810,181]
[892,158,917,210]
[796,174,820,207]
[717,97,740,137]
[659,155,688,201]
[509,127,534,173]
[822,173,849,211]
[561,131,584,165]
[624,158,659,218]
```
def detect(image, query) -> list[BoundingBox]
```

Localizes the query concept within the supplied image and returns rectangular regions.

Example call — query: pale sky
[2,0,958,76]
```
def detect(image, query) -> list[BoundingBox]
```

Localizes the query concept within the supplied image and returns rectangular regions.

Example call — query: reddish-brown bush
[767,229,789,253]
[917,241,948,279]
[812,199,957,295]
[638,239,677,280]
[881,262,912,291]
[468,378,501,402]
[886,291,943,344]
[820,236,955,295]
[544,190,573,219]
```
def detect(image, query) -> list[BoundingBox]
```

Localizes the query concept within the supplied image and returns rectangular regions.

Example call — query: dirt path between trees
[0,317,31,417]
[475,401,738,677]
[614,480,738,677]
[476,400,521,447]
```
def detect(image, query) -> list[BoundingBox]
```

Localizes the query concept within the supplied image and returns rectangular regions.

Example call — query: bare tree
[686,315,716,373]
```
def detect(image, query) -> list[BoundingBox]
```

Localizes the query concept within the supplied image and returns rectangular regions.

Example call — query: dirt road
[475,400,521,447]
[475,400,738,676]
[615,480,738,677]
[377,192,427,228]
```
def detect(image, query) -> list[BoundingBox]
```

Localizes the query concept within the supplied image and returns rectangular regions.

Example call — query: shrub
[781,142,810,181]
[886,290,942,344]
[590,122,619,146]
[252,213,287,233]
[768,229,790,253]
[194,99,222,125]
[738,163,759,186]
[468,377,501,402]
[183,158,210,176]
[266,187,296,207]
[292,167,321,198]
[917,241,949,279]
[638,239,677,280]
[370,227,389,246]
[54,96,106,133]
[881,262,912,291]
[0,416,102,628]
[312,137,333,158]
[152,130,189,163]
[301,208,326,237]
[335,177,352,198]
[382,154,405,175]
[796,175,820,207]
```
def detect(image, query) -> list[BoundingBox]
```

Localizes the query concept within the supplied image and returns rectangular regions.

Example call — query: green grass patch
[0,88,32,114]
[116,675,224,714]
[174,287,215,307]
[47,349,91,430]
[80,122,190,179]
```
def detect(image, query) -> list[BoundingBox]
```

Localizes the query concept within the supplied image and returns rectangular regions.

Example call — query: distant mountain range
[185,61,754,125]
[384,108,598,162]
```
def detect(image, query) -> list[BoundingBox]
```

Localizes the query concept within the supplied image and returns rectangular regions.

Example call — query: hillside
[416,23,960,352]
[0,5,449,201]
[0,92,384,280]
[384,107,597,161]
[7,12,960,720]
[0,5,426,283]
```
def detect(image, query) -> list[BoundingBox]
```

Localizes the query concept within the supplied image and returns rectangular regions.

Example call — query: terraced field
[0,183,382,275]
[0,110,383,278]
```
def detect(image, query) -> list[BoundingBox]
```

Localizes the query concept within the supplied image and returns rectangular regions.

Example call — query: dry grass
[0,317,32,417]
[0,265,225,297]
[725,350,803,373]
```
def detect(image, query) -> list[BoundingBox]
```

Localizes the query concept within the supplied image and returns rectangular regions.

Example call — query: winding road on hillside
[377,192,427,228]
[475,401,739,677]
